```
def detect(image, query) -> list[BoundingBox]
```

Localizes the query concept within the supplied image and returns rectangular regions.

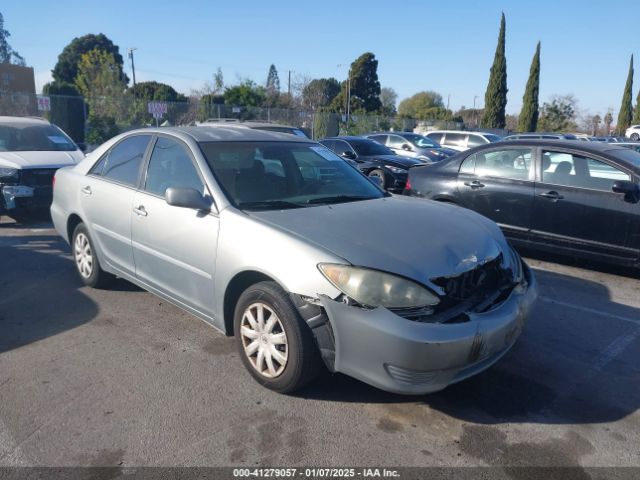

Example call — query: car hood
[361,154,423,167]
[249,195,509,289]
[0,150,84,169]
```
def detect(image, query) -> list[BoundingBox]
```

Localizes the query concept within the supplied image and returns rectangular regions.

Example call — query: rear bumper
[319,261,537,395]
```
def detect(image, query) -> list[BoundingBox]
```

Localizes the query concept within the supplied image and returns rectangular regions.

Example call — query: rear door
[131,135,219,317]
[456,146,535,240]
[81,134,152,277]
[531,149,638,261]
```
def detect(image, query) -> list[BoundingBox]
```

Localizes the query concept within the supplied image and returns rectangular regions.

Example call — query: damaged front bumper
[314,261,537,395]
[1,184,35,212]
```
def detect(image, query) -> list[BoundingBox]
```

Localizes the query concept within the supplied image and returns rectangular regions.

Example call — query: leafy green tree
[634,88,640,124]
[85,114,119,145]
[380,87,398,116]
[482,13,508,129]
[129,81,186,102]
[518,42,541,132]
[53,33,128,85]
[302,78,340,109]
[75,48,127,119]
[617,55,634,133]
[331,52,382,113]
[537,95,577,132]
[604,111,614,135]
[0,12,25,65]
[224,80,266,107]
[398,91,447,119]
[264,64,281,107]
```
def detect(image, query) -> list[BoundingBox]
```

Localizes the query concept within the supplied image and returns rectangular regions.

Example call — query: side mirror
[165,187,212,210]
[402,143,412,151]
[341,151,356,160]
[612,180,640,202]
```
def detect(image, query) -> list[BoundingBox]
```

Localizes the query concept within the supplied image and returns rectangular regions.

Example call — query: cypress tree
[482,13,508,129]
[633,73,640,124]
[518,42,541,132]
[617,55,633,135]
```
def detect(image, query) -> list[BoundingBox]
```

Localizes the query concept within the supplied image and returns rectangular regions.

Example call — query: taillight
[404,177,412,192]
[52,175,56,189]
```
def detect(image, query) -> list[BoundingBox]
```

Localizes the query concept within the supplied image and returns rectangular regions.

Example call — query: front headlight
[384,165,406,174]
[0,167,19,180]
[429,150,445,156]
[318,263,440,309]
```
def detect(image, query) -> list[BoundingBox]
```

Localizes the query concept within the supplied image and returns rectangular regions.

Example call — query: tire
[368,169,387,189]
[631,133,639,141]
[71,223,114,288]
[234,281,323,393]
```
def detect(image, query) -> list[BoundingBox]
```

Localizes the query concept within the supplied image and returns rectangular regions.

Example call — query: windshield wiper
[306,195,374,205]
[238,200,305,211]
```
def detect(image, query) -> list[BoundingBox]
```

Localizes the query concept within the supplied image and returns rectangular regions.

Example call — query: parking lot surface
[0,217,639,469]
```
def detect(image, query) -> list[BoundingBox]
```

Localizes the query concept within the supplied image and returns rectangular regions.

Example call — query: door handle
[81,186,92,195]
[538,191,564,201]
[133,205,148,217]
[464,180,485,189]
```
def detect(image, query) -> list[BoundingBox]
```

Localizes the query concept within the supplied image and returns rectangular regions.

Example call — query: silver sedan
[51,126,537,394]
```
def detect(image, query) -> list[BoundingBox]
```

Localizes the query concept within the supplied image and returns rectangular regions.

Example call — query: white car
[425,130,502,152]
[0,116,84,220]
[625,125,640,141]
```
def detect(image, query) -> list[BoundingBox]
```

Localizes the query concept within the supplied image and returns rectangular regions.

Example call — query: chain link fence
[0,91,465,148]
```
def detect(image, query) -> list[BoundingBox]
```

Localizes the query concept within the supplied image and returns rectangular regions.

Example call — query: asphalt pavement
[0,216,639,471]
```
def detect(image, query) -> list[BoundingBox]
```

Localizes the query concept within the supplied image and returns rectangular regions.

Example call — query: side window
[466,135,486,148]
[368,134,388,145]
[542,151,630,190]
[388,135,407,148]
[475,148,532,180]
[89,154,108,176]
[145,137,204,197]
[102,135,151,186]
[460,154,476,174]
[444,133,467,147]
[333,140,354,156]
[427,132,443,143]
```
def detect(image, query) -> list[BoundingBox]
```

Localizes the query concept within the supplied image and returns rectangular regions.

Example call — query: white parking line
[538,296,640,326]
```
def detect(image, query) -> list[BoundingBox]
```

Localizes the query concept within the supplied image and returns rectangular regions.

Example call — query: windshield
[484,134,502,143]
[402,134,440,148]
[348,138,394,156]
[200,141,385,210]
[608,148,640,168]
[0,122,78,152]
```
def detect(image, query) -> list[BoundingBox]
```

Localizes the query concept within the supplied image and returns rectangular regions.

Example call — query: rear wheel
[631,133,639,141]
[72,223,114,288]
[234,281,323,393]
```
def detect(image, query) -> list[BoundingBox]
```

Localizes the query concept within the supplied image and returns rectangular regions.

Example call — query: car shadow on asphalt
[0,232,99,354]
[300,268,640,426]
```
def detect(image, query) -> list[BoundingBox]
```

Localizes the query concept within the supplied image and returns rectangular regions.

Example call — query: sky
[3,0,639,119]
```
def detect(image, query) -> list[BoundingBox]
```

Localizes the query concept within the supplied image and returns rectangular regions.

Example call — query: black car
[319,136,424,192]
[405,139,640,268]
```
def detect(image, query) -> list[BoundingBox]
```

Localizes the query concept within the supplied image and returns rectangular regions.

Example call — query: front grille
[431,254,508,302]
[20,168,57,187]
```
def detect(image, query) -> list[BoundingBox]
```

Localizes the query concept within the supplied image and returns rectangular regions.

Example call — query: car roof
[427,130,490,136]
[0,116,50,125]
[197,119,298,129]
[321,136,372,141]
[130,125,314,143]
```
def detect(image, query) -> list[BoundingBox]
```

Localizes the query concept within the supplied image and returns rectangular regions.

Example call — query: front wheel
[72,223,114,288]
[368,169,387,190]
[234,281,323,393]
[631,133,639,141]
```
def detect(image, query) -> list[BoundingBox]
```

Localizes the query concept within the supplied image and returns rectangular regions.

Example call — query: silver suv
[425,130,502,152]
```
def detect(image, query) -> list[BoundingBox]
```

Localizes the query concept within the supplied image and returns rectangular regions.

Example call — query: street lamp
[337,64,352,124]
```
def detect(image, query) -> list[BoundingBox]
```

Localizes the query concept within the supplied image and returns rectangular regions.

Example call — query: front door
[131,136,219,317]
[531,149,639,261]
[456,146,535,240]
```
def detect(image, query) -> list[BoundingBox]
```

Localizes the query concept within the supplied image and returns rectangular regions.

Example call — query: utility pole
[288,70,291,97]
[347,67,351,124]
[447,94,450,110]
[128,48,137,89]
[473,95,479,127]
